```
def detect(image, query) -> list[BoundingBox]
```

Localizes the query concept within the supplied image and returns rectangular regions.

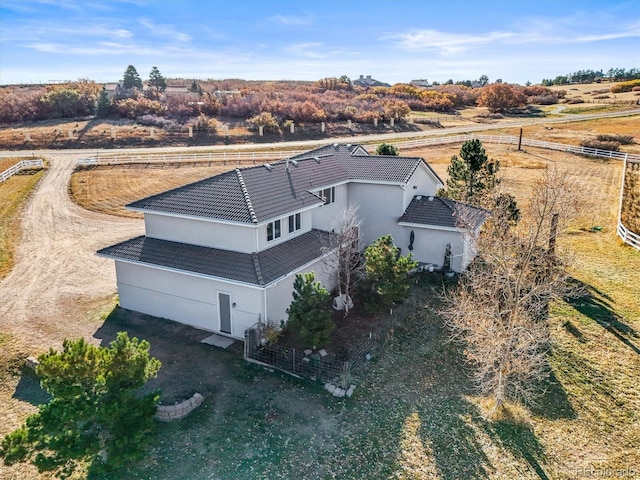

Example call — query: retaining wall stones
[155,393,204,421]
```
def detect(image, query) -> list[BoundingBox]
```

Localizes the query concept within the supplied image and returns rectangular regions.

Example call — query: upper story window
[267,219,281,241]
[320,187,335,205]
[288,213,301,233]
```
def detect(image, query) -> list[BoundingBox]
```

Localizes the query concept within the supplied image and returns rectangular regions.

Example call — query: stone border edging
[155,393,204,421]
[26,357,204,422]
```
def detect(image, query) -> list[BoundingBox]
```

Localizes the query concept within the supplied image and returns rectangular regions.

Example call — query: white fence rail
[0,159,44,183]
[79,134,640,166]
[617,222,640,251]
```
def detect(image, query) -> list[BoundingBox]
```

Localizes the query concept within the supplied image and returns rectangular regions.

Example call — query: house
[410,79,431,88]
[353,75,391,88]
[98,144,484,339]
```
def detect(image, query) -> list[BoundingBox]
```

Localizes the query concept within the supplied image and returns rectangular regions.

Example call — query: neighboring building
[98,144,484,339]
[410,79,431,87]
[353,75,391,88]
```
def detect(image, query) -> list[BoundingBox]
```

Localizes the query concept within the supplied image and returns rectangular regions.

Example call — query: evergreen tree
[375,142,399,156]
[363,235,417,310]
[122,65,143,90]
[287,272,333,348]
[439,139,500,206]
[148,66,167,92]
[96,87,111,117]
[0,332,160,476]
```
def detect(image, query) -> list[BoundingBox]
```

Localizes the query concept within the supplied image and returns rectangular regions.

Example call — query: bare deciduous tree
[323,205,363,316]
[440,168,580,411]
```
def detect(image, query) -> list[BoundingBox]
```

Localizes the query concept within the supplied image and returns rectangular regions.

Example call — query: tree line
[1,64,636,128]
[541,67,640,86]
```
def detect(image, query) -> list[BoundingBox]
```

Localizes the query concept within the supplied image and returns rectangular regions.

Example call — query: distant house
[353,75,391,88]
[98,144,485,339]
[410,79,431,88]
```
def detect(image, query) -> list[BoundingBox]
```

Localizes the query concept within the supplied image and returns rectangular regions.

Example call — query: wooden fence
[78,134,640,166]
[0,159,44,183]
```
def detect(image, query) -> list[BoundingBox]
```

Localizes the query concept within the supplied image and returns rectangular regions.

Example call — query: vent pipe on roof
[290,160,298,167]
[314,156,321,163]
[286,158,289,172]
[264,164,272,171]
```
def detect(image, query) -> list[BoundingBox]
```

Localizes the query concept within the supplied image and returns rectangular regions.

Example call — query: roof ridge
[235,168,258,224]
[251,252,265,286]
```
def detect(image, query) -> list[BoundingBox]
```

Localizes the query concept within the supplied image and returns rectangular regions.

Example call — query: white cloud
[139,18,192,42]
[267,14,313,26]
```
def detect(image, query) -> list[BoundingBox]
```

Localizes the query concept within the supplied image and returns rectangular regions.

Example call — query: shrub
[610,79,640,93]
[580,139,620,151]
[596,134,634,145]
[566,98,585,104]
[247,112,280,133]
[529,95,558,105]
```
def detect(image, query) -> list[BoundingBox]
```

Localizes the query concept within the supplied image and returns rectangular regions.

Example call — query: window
[320,187,335,205]
[288,213,301,233]
[267,219,281,241]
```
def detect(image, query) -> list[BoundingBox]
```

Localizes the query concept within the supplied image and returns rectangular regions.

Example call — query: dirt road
[0,153,143,350]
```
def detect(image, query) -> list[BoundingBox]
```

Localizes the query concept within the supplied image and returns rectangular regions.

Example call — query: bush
[529,95,558,105]
[566,98,585,104]
[610,79,640,93]
[247,112,280,133]
[138,114,180,130]
[596,134,634,145]
[580,139,620,151]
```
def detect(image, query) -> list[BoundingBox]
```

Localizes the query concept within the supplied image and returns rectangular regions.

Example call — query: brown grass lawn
[0,157,22,173]
[0,170,44,279]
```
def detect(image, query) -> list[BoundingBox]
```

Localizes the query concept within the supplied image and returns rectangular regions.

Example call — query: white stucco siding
[403,164,442,210]
[347,183,406,249]
[144,213,257,253]
[256,209,314,251]
[398,226,467,272]
[310,184,348,232]
[265,256,338,325]
[114,261,262,339]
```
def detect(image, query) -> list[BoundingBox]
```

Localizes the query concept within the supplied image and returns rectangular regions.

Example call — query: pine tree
[96,87,111,117]
[0,332,160,476]
[287,272,333,348]
[363,235,417,310]
[375,142,399,156]
[148,66,167,92]
[122,65,143,90]
[440,139,500,206]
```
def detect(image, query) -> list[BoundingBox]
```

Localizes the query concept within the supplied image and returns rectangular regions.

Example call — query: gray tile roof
[399,195,487,229]
[128,144,433,224]
[97,230,333,287]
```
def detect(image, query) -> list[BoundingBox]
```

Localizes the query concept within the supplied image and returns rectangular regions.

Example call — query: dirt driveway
[0,153,144,351]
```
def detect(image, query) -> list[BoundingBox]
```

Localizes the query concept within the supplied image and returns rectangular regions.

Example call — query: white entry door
[218,292,232,335]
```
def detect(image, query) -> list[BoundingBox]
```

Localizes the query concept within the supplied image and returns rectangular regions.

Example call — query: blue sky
[1,0,638,85]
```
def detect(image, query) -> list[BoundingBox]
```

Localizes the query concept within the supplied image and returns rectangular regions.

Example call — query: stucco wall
[399,226,466,272]
[310,183,349,232]
[145,213,258,253]
[403,164,442,210]
[347,182,406,249]
[256,209,314,251]
[265,256,338,325]
[115,261,263,338]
